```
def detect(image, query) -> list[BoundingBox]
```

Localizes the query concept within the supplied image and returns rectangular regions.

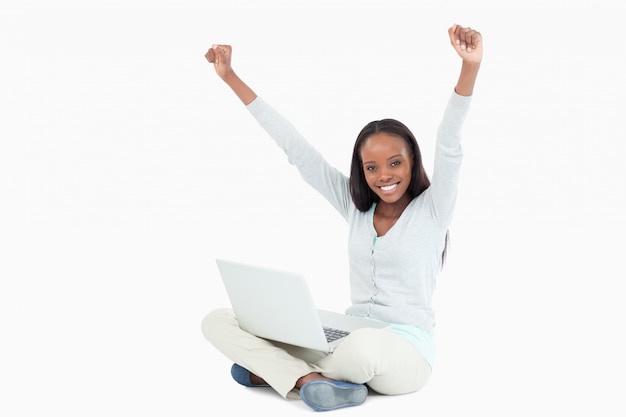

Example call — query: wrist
[461,60,481,70]
[220,69,238,84]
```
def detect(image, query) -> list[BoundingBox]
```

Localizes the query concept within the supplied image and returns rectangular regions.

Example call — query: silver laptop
[216,259,388,353]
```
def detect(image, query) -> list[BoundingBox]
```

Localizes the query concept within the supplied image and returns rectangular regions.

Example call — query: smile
[379,183,399,192]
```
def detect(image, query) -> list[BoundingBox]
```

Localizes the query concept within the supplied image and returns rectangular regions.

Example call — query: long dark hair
[349,118,430,212]
[349,118,449,267]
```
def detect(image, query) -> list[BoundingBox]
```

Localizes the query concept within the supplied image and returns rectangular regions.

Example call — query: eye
[364,165,377,172]
[390,160,401,167]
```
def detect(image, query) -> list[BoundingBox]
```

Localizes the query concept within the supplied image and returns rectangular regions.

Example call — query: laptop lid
[216,259,332,352]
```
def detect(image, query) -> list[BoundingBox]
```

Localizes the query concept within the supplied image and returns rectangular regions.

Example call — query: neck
[375,194,412,219]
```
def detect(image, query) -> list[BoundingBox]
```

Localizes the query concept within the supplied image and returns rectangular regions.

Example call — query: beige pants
[201,308,432,399]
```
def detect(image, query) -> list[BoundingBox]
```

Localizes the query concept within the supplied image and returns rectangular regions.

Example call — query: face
[360,133,414,205]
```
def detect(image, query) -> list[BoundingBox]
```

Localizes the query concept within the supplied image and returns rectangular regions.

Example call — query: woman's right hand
[204,43,257,105]
[205,44,234,80]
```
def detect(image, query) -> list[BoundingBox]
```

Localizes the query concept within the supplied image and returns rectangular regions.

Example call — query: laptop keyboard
[323,326,350,342]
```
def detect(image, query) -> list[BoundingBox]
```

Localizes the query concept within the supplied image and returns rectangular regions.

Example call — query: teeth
[380,183,398,191]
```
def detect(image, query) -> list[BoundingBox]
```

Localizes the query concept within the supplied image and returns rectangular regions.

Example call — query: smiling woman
[201,24,482,412]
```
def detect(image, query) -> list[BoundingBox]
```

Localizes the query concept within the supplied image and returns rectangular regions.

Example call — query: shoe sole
[300,380,367,412]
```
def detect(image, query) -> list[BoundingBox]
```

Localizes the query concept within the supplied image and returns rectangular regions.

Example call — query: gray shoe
[230,363,269,387]
[299,380,367,412]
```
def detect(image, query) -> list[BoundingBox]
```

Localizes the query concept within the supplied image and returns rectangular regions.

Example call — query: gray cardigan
[247,92,471,335]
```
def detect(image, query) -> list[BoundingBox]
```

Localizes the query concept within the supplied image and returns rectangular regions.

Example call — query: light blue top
[247,92,472,367]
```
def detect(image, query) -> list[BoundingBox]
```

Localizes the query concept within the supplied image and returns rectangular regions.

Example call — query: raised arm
[204,43,352,218]
[426,25,483,226]
[448,24,483,96]
[205,44,257,105]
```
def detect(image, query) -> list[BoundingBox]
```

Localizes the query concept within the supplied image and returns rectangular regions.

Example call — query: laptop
[216,259,389,353]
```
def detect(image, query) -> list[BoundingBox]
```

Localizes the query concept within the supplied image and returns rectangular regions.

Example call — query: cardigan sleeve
[247,97,353,220]
[428,91,472,227]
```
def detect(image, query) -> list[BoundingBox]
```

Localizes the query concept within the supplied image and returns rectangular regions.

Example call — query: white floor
[2,249,623,416]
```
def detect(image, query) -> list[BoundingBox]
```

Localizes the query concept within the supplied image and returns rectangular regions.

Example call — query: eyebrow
[362,154,404,165]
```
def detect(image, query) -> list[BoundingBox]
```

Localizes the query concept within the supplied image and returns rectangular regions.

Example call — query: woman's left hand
[448,24,483,64]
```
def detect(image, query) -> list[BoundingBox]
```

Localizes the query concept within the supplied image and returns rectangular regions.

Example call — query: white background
[1,0,625,415]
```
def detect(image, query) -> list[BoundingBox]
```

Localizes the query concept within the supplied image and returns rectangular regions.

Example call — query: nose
[379,167,393,182]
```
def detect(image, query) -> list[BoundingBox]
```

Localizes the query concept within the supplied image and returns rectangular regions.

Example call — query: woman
[202,24,482,412]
